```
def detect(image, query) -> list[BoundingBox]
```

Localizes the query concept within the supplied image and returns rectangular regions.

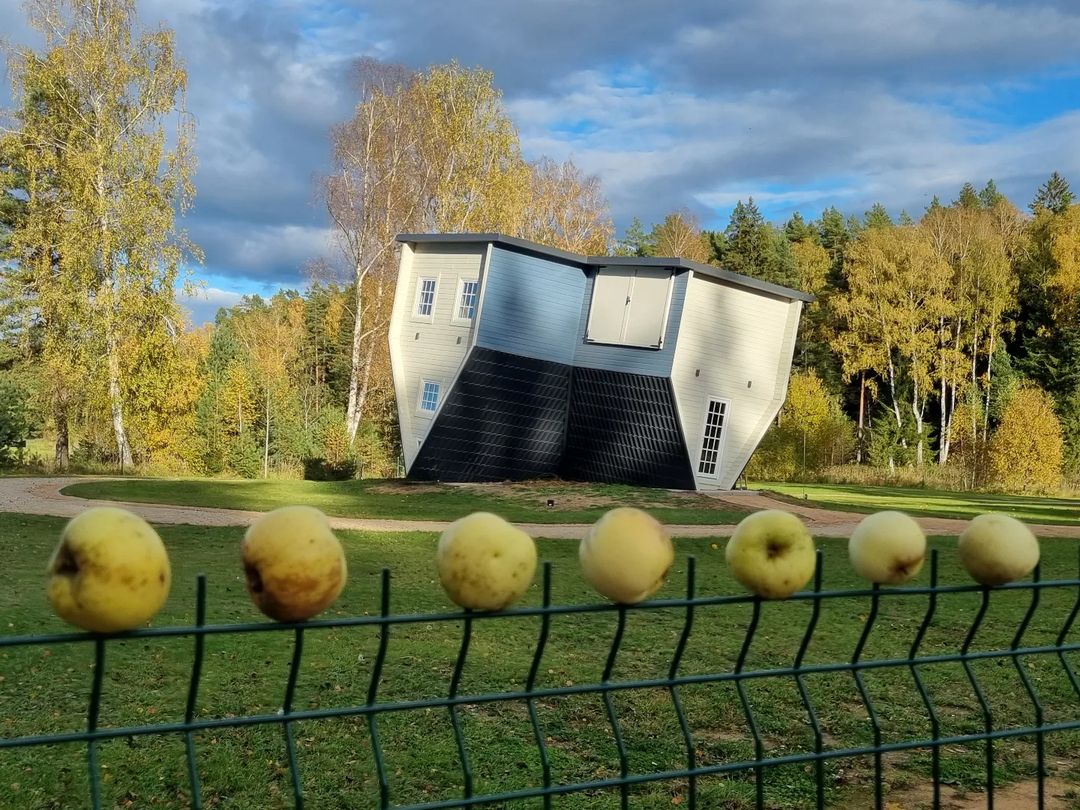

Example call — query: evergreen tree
[924,195,943,216]
[955,183,980,209]
[722,198,770,276]
[978,179,1005,208]
[816,206,850,280]
[615,216,655,257]
[784,211,815,243]
[863,203,893,229]
[703,229,725,264]
[1031,171,1075,214]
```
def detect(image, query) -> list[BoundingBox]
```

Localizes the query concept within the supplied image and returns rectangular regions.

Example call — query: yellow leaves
[989,384,1064,493]
[1047,204,1080,322]
[791,239,830,298]
[833,225,952,387]
[518,157,613,254]
[651,209,711,263]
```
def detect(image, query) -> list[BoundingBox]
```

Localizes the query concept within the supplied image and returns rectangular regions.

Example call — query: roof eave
[396,232,815,303]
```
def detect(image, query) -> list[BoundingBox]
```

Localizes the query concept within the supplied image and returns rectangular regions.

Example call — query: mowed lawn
[60,478,751,525]
[759,482,1080,526]
[2,514,1080,808]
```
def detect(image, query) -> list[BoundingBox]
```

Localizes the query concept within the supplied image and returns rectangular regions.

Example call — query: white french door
[697,398,729,478]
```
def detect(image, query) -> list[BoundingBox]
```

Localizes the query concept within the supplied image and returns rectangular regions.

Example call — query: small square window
[415,278,437,318]
[419,380,440,413]
[456,279,479,321]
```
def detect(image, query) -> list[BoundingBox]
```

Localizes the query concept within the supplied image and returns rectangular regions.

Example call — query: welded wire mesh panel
[2,549,1079,809]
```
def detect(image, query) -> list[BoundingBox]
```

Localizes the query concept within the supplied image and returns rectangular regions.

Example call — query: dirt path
[2,477,1080,538]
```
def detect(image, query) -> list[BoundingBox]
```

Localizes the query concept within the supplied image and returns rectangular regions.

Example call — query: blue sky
[3,0,1080,325]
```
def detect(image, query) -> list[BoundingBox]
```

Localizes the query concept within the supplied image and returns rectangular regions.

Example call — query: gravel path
[2,476,1079,538]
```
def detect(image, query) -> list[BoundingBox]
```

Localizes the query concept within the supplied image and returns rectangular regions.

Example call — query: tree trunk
[354,274,389,435]
[912,383,924,466]
[939,371,948,465]
[856,372,866,464]
[107,333,134,471]
[983,332,995,440]
[99,167,133,472]
[54,402,69,472]
[263,386,270,479]
[345,269,365,442]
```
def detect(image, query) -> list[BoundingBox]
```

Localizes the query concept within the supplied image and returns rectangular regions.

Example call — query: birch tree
[832,226,951,465]
[325,60,591,442]
[519,157,612,254]
[324,60,431,442]
[2,0,197,468]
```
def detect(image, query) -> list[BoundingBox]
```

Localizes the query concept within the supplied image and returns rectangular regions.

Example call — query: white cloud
[179,285,245,326]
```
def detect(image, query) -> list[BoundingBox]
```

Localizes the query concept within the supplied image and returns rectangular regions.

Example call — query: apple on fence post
[848,511,926,585]
[47,507,172,633]
[243,506,347,621]
[436,512,537,611]
[579,507,674,604]
[725,510,816,600]
[958,513,1040,586]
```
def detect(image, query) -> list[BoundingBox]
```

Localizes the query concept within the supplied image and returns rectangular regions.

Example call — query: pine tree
[816,206,850,279]
[723,198,770,276]
[863,203,893,229]
[615,217,654,256]
[702,230,725,264]
[955,183,980,209]
[784,211,815,243]
[1031,171,1075,214]
[979,179,1005,208]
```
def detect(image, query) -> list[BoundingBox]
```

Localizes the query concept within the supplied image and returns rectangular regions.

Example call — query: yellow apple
[726,510,815,599]
[579,507,673,604]
[243,506,347,621]
[848,510,926,584]
[958,513,1040,586]
[436,512,537,610]
[47,507,171,633]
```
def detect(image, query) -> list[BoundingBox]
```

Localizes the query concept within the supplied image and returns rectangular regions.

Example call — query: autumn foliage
[989,385,1064,493]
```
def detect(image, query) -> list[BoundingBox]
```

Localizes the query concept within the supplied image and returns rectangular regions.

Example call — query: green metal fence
[2,548,1079,809]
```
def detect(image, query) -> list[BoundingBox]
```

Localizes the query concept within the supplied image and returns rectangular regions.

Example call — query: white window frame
[417,379,442,416]
[413,276,438,322]
[696,397,730,479]
[452,277,480,325]
[584,268,674,349]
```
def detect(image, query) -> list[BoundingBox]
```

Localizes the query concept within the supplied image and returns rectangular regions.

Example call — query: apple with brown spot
[243,506,347,621]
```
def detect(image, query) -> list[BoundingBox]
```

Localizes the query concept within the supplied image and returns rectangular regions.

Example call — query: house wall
[572,269,687,376]
[390,242,488,470]
[474,246,588,364]
[671,272,802,489]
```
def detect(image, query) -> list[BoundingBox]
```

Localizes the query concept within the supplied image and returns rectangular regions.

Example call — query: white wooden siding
[671,272,802,489]
[474,246,587,364]
[391,243,487,469]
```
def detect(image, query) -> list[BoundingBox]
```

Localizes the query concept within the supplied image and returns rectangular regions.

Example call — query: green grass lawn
[60,478,752,525]
[759,482,1080,526]
[2,514,1079,808]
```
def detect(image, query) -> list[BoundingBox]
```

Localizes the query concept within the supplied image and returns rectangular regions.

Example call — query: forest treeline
[1,1,1077,492]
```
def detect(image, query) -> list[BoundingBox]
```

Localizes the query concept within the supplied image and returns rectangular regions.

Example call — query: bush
[303,457,358,481]
[747,371,855,480]
[989,384,1063,492]
[226,432,263,479]
[0,377,31,465]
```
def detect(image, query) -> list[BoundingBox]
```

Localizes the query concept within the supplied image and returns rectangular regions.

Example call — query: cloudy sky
[3,0,1080,324]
